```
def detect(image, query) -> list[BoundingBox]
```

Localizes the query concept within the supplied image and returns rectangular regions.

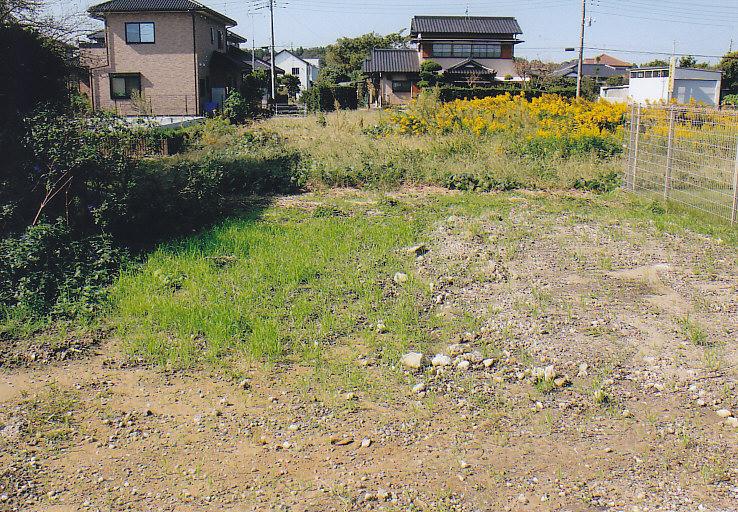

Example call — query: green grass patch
[112,201,435,367]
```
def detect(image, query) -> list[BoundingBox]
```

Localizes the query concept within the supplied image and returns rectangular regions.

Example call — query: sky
[60,0,737,64]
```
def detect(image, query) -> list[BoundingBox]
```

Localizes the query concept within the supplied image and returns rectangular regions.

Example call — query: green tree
[319,31,408,84]
[718,51,738,94]
[641,59,669,68]
[418,60,442,88]
[221,90,249,123]
[679,55,697,68]
[278,74,301,98]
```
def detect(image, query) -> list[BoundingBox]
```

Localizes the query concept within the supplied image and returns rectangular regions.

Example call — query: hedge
[302,84,359,111]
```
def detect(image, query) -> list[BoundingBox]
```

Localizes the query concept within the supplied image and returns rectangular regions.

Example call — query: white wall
[629,77,670,103]
[273,51,318,94]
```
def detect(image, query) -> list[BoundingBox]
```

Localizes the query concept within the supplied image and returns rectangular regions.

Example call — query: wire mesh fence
[623,103,738,224]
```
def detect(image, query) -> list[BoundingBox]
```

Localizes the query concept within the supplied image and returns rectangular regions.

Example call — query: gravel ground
[1,191,736,512]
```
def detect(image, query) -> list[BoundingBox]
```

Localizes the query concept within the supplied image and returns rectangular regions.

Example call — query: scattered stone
[238,379,251,390]
[726,417,738,428]
[376,489,390,500]
[400,352,426,370]
[460,460,471,469]
[447,343,470,357]
[432,354,452,367]
[456,360,470,371]
[329,435,354,446]
[696,399,706,407]
[393,272,409,284]
[361,438,372,448]
[544,365,556,382]
[412,382,426,394]
[577,363,589,377]
[622,409,634,418]
[517,494,529,504]
[465,350,484,364]
[554,376,570,388]
[483,358,495,368]
[716,409,732,418]
[344,392,357,401]
[376,321,387,333]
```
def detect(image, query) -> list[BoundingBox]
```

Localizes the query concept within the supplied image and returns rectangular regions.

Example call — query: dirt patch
[1,193,737,511]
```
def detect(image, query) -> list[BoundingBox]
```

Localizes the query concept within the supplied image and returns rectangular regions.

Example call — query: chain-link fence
[623,103,738,224]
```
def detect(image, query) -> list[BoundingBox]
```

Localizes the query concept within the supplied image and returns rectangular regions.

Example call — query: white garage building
[601,66,723,106]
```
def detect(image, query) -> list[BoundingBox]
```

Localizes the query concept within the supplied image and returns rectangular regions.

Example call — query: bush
[303,84,359,111]
[221,91,250,124]
[722,94,738,106]
[439,85,577,102]
[572,171,622,193]
[509,135,623,160]
[0,220,122,321]
[442,172,522,192]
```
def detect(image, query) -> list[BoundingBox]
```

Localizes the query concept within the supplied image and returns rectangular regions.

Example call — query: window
[432,42,501,59]
[291,67,300,75]
[210,27,214,44]
[452,44,472,57]
[471,43,501,58]
[217,30,223,50]
[125,22,155,44]
[109,73,141,99]
[392,80,412,93]
[431,43,452,57]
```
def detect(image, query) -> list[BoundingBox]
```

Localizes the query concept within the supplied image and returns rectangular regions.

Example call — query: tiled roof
[411,16,522,35]
[88,0,236,26]
[583,53,632,67]
[363,49,419,73]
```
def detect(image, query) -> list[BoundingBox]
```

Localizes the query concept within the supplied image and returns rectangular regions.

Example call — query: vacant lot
[1,186,736,511]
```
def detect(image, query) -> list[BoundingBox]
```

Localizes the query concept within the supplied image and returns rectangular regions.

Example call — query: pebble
[432,354,452,367]
[460,460,471,469]
[483,358,495,368]
[696,399,706,407]
[361,438,372,448]
[344,392,357,401]
[400,352,426,370]
[456,360,471,371]
[412,382,426,394]
[393,272,409,284]
[716,409,732,418]
[447,343,470,357]
[726,417,738,428]
[517,494,529,504]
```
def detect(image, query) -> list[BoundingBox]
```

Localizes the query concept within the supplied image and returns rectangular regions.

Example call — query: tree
[319,31,408,84]
[417,60,442,88]
[240,69,269,112]
[718,51,738,94]
[679,55,697,68]
[641,59,669,68]
[278,74,301,99]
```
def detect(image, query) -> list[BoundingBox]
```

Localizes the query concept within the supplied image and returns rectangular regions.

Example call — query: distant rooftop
[583,53,632,67]
[410,16,522,36]
[88,0,237,26]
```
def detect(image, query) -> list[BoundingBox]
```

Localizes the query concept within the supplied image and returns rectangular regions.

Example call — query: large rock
[447,343,470,357]
[400,352,426,370]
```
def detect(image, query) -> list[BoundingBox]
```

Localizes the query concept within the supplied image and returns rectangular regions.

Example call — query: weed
[677,316,710,346]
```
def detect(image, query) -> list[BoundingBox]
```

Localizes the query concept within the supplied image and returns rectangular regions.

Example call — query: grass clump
[677,316,710,346]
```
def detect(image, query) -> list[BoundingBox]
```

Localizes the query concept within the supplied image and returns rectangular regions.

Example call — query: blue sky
[70,0,737,64]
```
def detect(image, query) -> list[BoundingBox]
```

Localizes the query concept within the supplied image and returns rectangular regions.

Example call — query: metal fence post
[664,105,676,200]
[625,103,635,189]
[631,104,641,191]
[730,137,738,224]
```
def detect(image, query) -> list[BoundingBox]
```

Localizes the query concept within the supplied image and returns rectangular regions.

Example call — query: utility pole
[576,0,586,98]
[250,13,255,71]
[269,0,276,102]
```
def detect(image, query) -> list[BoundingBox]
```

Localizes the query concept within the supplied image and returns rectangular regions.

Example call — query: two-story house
[271,50,320,96]
[81,0,251,116]
[363,15,523,105]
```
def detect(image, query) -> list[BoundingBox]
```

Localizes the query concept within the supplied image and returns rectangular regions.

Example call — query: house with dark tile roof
[80,0,262,116]
[363,15,523,106]
[552,53,633,83]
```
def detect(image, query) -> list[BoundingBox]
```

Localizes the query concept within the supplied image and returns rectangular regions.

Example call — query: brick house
[363,15,524,106]
[80,0,252,116]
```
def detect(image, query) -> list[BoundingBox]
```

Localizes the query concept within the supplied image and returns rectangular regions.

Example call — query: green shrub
[302,84,359,111]
[509,135,622,159]
[221,90,250,124]
[442,172,522,192]
[573,171,622,193]
[0,220,122,322]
